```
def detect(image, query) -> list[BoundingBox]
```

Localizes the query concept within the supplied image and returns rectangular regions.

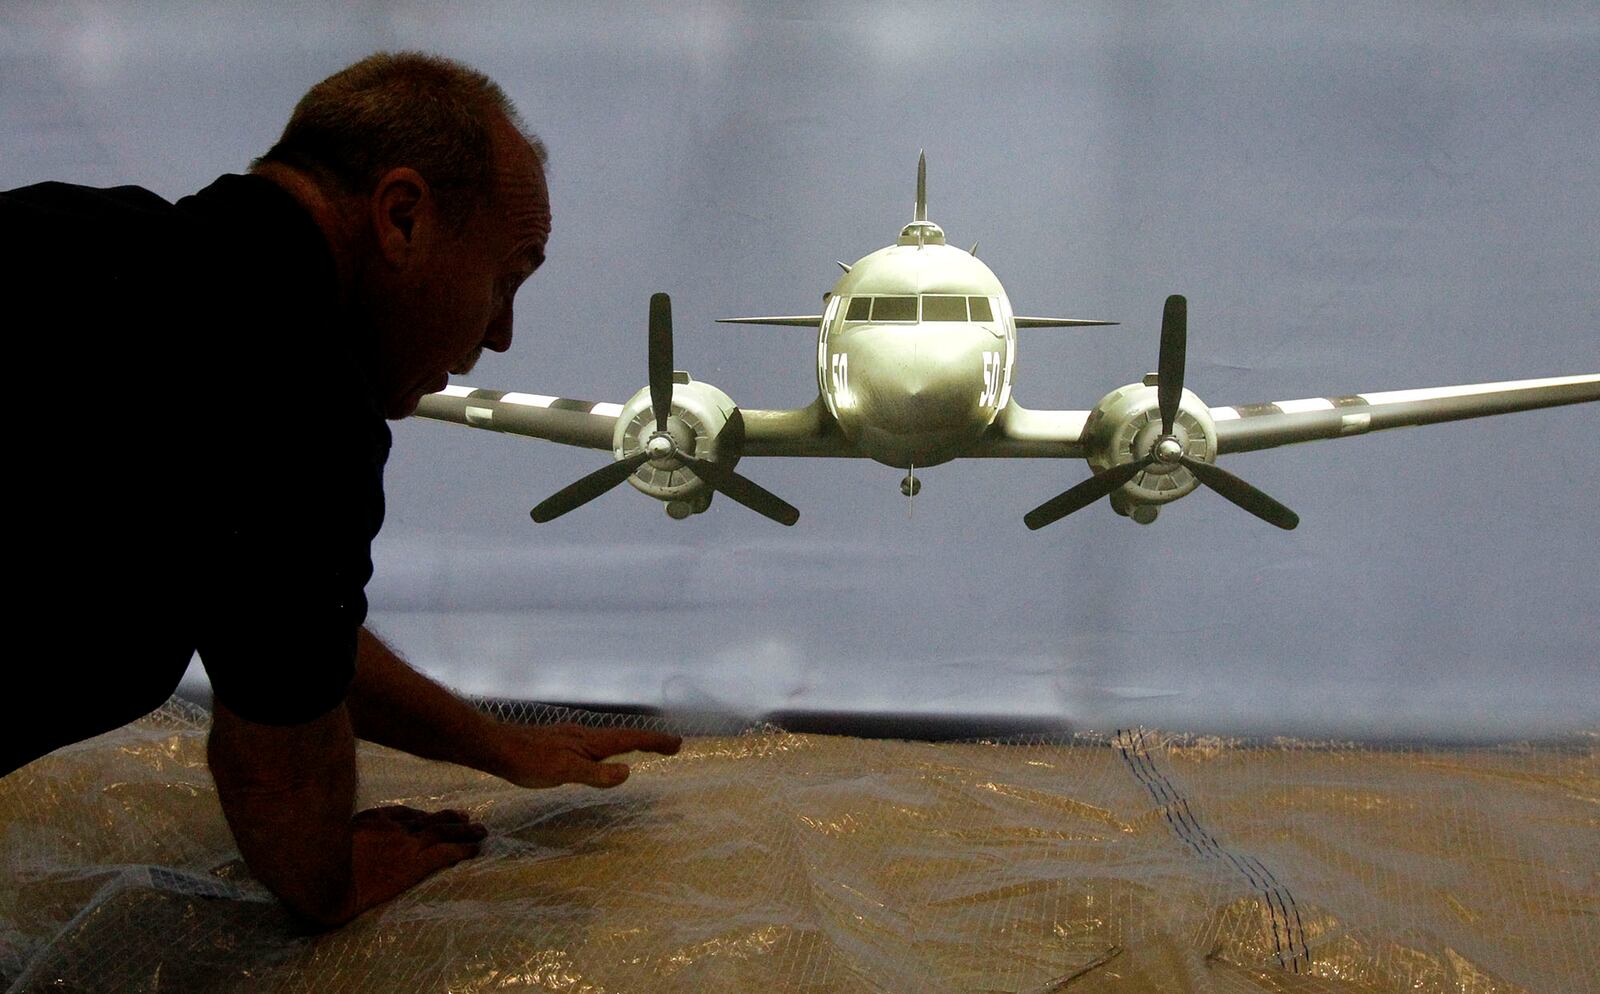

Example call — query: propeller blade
[678,454,799,526]
[530,450,652,523]
[1158,294,1187,435]
[1024,457,1154,530]
[1179,456,1299,530]
[649,292,673,432]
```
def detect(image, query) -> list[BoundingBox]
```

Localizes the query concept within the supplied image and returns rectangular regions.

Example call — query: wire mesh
[2,700,1594,993]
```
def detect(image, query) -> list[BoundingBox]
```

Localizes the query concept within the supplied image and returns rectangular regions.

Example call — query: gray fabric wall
[5,2,1596,737]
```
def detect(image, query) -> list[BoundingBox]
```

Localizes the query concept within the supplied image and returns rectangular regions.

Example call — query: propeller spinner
[530,293,800,526]
[1024,295,1298,531]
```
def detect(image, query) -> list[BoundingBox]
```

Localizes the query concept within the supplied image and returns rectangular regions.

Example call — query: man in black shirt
[1,52,678,927]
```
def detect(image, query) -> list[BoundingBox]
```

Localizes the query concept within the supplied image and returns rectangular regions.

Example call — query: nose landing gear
[900,466,922,519]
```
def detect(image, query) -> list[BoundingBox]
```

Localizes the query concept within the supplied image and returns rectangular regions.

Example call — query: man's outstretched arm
[345,627,681,788]
[207,699,485,928]
[210,629,676,928]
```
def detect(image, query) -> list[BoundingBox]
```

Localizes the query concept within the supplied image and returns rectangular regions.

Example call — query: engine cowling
[612,373,739,513]
[1082,380,1218,521]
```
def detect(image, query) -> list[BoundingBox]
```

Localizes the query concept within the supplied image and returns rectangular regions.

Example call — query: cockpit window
[845,295,988,323]
[870,296,918,322]
[922,295,968,321]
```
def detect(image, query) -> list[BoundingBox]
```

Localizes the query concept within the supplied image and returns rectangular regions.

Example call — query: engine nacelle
[1082,380,1218,521]
[612,373,740,513]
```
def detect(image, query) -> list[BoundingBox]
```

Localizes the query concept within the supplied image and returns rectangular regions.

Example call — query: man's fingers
[354,807,484,848]
[575,761,630,788]
[538,749,633,788]
[347,819,485,918]
[560,761,628,788]
[416,840,482,874]
[354,804,429,824]
[418,819,489,845]
[539,723,681,759]
[493,723,683,790]
[356,806,472,825]
[577,728,683,759]
[624,730,683,756]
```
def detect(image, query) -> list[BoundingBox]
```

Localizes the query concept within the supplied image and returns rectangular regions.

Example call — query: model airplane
[417,154,1600,529]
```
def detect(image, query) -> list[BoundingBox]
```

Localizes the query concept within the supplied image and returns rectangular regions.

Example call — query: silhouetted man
[1,52,678,927]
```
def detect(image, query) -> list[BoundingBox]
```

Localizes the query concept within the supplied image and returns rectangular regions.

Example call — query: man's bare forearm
[345,626,682,793]
[208,700,356,925]
[345,626,506,776]
[208,695,488,928]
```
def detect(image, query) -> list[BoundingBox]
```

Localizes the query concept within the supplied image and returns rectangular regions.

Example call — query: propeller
[531,293,800,526]
[1024,294,1298,531]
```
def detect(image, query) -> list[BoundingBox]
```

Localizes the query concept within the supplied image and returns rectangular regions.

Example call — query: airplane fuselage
[819,221,1016,469]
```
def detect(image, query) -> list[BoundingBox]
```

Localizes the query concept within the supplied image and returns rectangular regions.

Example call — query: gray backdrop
[5,2,1596,738]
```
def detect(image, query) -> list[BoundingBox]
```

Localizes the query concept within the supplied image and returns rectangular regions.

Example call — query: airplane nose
[839,328,994,440]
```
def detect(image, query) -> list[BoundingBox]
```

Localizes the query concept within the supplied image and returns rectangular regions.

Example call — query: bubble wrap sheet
[2,700,1595,993]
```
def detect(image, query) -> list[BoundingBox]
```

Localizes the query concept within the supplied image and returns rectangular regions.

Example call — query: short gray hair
[255,52,544,227]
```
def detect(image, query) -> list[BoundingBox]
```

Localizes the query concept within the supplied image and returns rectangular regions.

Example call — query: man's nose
[483,305,514,353]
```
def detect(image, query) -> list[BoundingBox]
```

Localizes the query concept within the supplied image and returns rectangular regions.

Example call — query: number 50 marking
[980,351,1002,406]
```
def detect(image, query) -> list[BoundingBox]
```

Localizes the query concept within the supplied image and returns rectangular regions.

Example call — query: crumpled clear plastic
[2,699,1594,993]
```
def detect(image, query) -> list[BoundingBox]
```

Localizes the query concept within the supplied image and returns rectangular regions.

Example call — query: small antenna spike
[915,150,927,222]
[835,260,852,273]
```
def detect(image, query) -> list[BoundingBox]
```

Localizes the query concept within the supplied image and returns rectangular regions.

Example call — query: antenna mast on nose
[914,150,927,222]
[897,151,944,246]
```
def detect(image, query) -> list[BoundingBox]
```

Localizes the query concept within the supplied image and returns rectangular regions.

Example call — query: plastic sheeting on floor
[2,699,1595,993]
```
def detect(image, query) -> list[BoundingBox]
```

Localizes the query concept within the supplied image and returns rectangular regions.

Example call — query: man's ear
[369,167,436,269]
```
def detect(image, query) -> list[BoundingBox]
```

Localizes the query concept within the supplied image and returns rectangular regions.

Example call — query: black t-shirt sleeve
[193,388,389,726]
[175,181,391,727]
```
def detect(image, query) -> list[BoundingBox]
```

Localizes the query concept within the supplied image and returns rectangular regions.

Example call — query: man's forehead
[493,125,552,250]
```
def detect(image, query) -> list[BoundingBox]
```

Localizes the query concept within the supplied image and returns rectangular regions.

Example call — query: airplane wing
[1012,317,1118,328]
[739,398,864,457]
[419,375,1599,459]
[414,385,621,451]
[971,373,1600,460]
[715,315,823,327]
[415,386,860,457]
[981,372,1598,532]
[971,402,1091,458]
[1209,374,1600,454]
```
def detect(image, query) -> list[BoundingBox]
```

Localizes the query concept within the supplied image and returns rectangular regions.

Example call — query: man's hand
[209,702,489,929]
[346,629,684,787]
[488,723,682,789]
[328,806,487,925]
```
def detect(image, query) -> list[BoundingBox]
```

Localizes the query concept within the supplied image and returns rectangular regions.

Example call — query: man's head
[255,52,551,418]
